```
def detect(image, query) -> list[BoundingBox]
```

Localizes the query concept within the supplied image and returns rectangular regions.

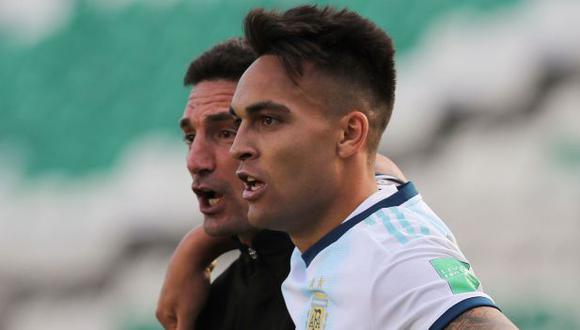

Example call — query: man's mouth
[243,176,265,191]
[193,187,225,212]
[237,172,266,200]
[206,191,223,207]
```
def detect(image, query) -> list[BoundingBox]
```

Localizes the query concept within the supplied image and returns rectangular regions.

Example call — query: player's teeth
[247,177,256,183]
[208,198,220,206]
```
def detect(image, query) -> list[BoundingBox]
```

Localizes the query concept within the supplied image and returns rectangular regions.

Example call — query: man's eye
[261,116,279,126]
[183,133,195,145]
[217,130,236,139]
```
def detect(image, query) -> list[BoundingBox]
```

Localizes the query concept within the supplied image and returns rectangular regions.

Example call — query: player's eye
[261,116,279,126]
[183,133,195,146]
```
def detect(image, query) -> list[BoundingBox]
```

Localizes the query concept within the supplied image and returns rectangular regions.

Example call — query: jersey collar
[301,181,419,267]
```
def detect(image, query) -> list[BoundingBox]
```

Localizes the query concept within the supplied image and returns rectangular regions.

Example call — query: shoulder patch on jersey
[430,257,480,294]
[307,291,328,330]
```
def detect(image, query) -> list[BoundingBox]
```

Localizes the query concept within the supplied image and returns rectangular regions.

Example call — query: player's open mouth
[193,187,225,212]
[238,173,266,200]
[243,176,265,191]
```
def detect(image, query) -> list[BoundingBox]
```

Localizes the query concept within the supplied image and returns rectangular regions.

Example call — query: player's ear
[336,111,369,159]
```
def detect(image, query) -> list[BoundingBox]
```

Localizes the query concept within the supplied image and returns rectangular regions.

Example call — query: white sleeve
[370,236,498,330]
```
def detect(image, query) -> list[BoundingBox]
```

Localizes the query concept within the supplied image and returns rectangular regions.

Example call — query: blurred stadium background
[1,0,579,329]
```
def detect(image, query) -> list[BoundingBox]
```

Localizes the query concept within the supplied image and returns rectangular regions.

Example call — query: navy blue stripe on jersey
[429,296,499,330]
[301,181,418,267]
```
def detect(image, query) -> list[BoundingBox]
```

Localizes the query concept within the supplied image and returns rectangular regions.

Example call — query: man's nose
[230,124,258,161]
[187,137,215,176]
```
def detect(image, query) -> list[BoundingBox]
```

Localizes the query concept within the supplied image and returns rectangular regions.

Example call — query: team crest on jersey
[307,291,328,330]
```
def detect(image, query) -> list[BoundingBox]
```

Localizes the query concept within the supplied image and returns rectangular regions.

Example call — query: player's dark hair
[184,38,256,86]
[243,5,396,153]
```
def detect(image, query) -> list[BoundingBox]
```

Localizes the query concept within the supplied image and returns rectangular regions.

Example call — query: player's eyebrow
[230,101,290,123]
[229,101,290,121]
[245,101,290,116]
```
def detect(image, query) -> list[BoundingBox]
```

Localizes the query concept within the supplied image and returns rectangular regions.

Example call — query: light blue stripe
[364,215,377,225]
[391,207,416,236]
[420,226,431,235]
[376,209,408,244]
[407,200,448,236]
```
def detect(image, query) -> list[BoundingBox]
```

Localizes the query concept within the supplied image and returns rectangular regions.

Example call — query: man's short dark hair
[184,38,256,86]
[243,5,396,153]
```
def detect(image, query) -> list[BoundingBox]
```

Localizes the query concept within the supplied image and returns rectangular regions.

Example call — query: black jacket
[196,230,295,330]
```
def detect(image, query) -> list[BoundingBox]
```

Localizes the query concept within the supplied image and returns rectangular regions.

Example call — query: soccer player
[156,38,407,330]
[229,6,517,329]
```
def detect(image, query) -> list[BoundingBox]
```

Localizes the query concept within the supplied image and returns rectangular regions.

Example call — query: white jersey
[281,182,497,330]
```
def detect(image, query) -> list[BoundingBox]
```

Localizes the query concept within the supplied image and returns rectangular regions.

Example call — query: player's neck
[290,165,377,253]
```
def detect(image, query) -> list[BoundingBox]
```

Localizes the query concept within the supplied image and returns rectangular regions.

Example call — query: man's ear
[337,111,369,159]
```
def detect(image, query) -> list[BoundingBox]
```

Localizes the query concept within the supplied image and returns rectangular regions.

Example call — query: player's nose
[230,123,258,161]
